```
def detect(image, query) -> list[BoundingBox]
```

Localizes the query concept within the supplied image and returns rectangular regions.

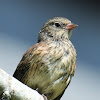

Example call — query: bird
[13,17,78,100]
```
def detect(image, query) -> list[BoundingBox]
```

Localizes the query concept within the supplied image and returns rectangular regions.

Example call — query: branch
[0,68,44,100]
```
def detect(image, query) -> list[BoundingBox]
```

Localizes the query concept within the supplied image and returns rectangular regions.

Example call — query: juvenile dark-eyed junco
[13,17,78,100]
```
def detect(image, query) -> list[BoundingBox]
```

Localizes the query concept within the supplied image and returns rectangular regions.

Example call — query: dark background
[0,0,100,100]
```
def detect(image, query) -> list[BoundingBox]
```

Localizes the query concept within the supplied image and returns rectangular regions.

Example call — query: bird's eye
[55,23,61,27]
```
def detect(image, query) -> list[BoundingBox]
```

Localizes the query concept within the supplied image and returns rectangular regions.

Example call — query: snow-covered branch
[0,68,44,100]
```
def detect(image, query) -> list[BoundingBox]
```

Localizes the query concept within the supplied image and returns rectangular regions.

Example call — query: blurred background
[0,0,100,100]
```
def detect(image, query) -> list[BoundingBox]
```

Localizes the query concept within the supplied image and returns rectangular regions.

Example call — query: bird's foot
[42,94,48,100]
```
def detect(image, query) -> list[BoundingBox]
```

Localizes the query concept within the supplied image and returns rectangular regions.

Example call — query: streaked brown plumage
[13,17,77,100]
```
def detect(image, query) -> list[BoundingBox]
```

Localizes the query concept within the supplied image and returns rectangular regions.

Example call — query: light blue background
[0,0,100,100]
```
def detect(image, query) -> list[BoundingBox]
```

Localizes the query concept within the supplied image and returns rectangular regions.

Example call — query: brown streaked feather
[13,42,43,81]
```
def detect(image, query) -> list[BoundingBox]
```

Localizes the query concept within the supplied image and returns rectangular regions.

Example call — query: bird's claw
[42,94,48,100]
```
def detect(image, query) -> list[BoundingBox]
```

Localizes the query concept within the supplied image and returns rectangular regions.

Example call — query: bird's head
[38,17,78,42]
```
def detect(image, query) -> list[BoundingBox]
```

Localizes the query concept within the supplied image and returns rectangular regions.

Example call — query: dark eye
[55,23,61,27]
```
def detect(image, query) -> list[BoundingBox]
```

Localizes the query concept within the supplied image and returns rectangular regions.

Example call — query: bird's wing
[13,42,46,81]
[13,41,62,81]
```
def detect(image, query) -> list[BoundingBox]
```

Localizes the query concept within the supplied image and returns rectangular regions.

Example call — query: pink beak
[66,23,78,30]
